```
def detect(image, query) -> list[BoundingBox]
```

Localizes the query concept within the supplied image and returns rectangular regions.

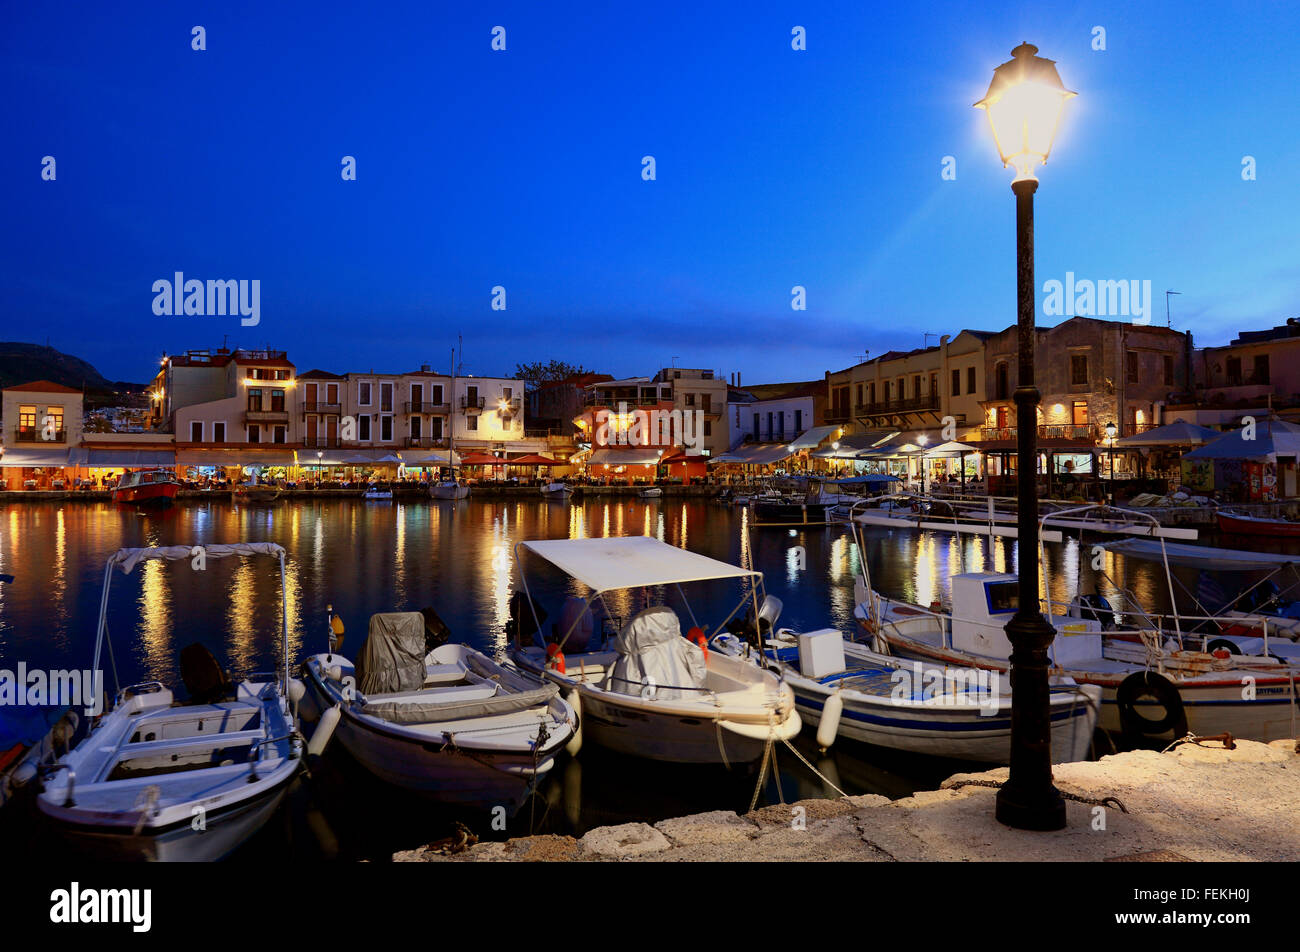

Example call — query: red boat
[1216,510,1300,538]
[112,469,180,507]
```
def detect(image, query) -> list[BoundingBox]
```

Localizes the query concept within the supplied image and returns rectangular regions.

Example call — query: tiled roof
[3,379,82,393]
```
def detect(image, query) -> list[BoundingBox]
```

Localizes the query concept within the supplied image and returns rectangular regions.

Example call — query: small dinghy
[540,481,574,498]
[637,487,662,499]
[712,628,1100,764]
[37,543,306,861]
[430,480,470,500]
[300,610,574,811]
[508,536,801,764]
[363,486,393,501]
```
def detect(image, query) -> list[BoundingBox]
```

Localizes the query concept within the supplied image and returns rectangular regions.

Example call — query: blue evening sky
[2,1,1296,385]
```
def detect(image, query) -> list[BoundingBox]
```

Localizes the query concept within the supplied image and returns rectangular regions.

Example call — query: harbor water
[0,496,1248,859]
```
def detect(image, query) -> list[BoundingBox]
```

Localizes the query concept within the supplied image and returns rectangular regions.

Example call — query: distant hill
[0,342,146,404]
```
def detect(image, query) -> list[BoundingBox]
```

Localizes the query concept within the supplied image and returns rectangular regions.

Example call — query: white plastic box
[797,629,846,679]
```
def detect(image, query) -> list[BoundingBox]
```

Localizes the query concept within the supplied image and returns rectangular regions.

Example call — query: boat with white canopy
[507,536,801,764]
[300,610,574,811]
[37,543,305,861]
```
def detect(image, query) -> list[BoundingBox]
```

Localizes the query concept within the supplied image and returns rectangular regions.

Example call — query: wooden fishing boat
[36,543,307,861]
[508,536,801,765]
[111,469,180,507]
[300,613,573,811]
[1216,510,1300,538]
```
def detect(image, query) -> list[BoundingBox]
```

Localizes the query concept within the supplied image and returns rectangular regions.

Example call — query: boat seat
[116,728,264,758]
[423,663,468,685]
[365,683,499,705]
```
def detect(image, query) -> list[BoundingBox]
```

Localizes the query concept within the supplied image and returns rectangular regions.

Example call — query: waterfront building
[0,380,84,488]
[977,317,1190,494]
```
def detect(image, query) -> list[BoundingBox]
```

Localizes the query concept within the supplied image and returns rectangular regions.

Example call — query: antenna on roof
[1165,290,1181,328]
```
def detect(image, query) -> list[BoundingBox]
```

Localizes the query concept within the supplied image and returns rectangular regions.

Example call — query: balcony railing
[406,436,449,448]
[824,407,851,424]
[300,402,342,415]
[980,424,1099,442]
[459,396,486,412]
[245,409,289,422]
[303,436,341,448]
[582,394,669,407]
[14,428,67,443]
[405,401,451,414]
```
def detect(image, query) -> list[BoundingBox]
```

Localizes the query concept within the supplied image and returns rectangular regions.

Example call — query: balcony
[300,402,342,415]
[980,424,1099,443]
[406,436,450,448]
[855,393,942,415]
[405,401,451,414]
[245,408,289,423]
[583,393,669,408]
[824,407,851,425]
[496,398,522,416]
[14,428,67,443]
[459,396,486,412]
[303,436,341,449]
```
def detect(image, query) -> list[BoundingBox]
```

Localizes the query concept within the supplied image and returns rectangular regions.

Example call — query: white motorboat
[540,481,574,498]
[363,487,393,501]
[300,611,574,811]
[637,487,662,499]
[851,505,1300,743]
[430,480,470,500]
[712,628,1099,764]
[37,543,306,861]
[508,536,801,764]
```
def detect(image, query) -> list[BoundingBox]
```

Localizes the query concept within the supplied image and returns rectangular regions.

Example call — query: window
[326,382,338,404]
[305,383,318,406]
[929,373,938,399]
[1226,357,1242,385]
[247,387,263,412]
[777,411,785,439]
[503,387,512,401]
[45,406,64,435]
[213,422,226,443]
[190,421,203,442]
[767,412,774,439]
[995,363,1009,400]
[358,381,372,406]
[701,394,711,413]
[380,383,393,412]
[794,409,803,432]
[467,385,479,407]
[1254,354,1270,385]
[884,381,892,402]
[951,369,961,396]
[18,405,36,435]
[380,415,393,441]
[467,414,479,431]
[247,425,261,443]
[857,383,865,407]
[271,389,285,412]
[1072,401,1089,425]
[752,413,759,440]
[1126,351,1139,384]
[272,425,287,444]
[868,382,875,405]
[704,420,712,437]
[1163,355,1175,387]
[685,393,696,407]
[358,415,371,441]
[1070,354,1088,386]
[431,384,443,403]
[967,366,976,393]
[430,418,443,440]
[306,416,318,441]
[411,416,422,439]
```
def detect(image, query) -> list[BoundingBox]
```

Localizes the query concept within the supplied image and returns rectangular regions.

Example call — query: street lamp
[976,42,1075,832]
[1105,421,1118,504]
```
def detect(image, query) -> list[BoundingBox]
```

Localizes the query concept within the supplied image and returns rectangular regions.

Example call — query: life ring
[1116,671,1187,738]
[545,643,566,674]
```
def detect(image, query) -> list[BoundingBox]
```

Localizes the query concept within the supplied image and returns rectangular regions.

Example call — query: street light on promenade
[975,42,1075,831]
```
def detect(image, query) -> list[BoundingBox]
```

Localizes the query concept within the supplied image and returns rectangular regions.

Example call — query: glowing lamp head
[975,42,1075,182]
[1105,421,1118,441]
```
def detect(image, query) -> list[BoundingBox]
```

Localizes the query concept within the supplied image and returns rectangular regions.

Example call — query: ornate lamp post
[975,42,1075,831]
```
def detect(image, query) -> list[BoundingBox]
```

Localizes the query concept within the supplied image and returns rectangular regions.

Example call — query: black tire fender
[1116,671,1188,738]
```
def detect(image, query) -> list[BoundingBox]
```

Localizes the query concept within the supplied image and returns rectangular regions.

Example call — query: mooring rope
[942,777,1129,813]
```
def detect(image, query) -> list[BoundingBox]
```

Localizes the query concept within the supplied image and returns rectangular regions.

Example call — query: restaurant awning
[458,451,508,466]
[588,447,664,466]
[809,430,899,459]
[1115,421,1222,447]
[68,448,178,467]
[506,453,559,466]
[173,448,297,466]
[709,444,793,465]
[787,425,839,452]
[403,450,461,466]
[0,446,73,467]
[1182,420,1300,463]
[920,440,979,459]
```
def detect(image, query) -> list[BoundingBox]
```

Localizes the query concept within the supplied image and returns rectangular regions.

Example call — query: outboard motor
[1073,593,1116,631]
[179,643,233,704]
[419,606,452,654]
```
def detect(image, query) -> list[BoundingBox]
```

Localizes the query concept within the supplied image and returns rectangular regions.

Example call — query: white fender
[308,703,342,757]
[565,691,583,757]
[817,691,843,751]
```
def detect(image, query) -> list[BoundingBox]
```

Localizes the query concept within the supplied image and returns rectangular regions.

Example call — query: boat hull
[112,482,178,507]
[1217,512,1300,537]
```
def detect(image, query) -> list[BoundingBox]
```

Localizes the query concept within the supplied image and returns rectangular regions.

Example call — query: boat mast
[448,343,457,481]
